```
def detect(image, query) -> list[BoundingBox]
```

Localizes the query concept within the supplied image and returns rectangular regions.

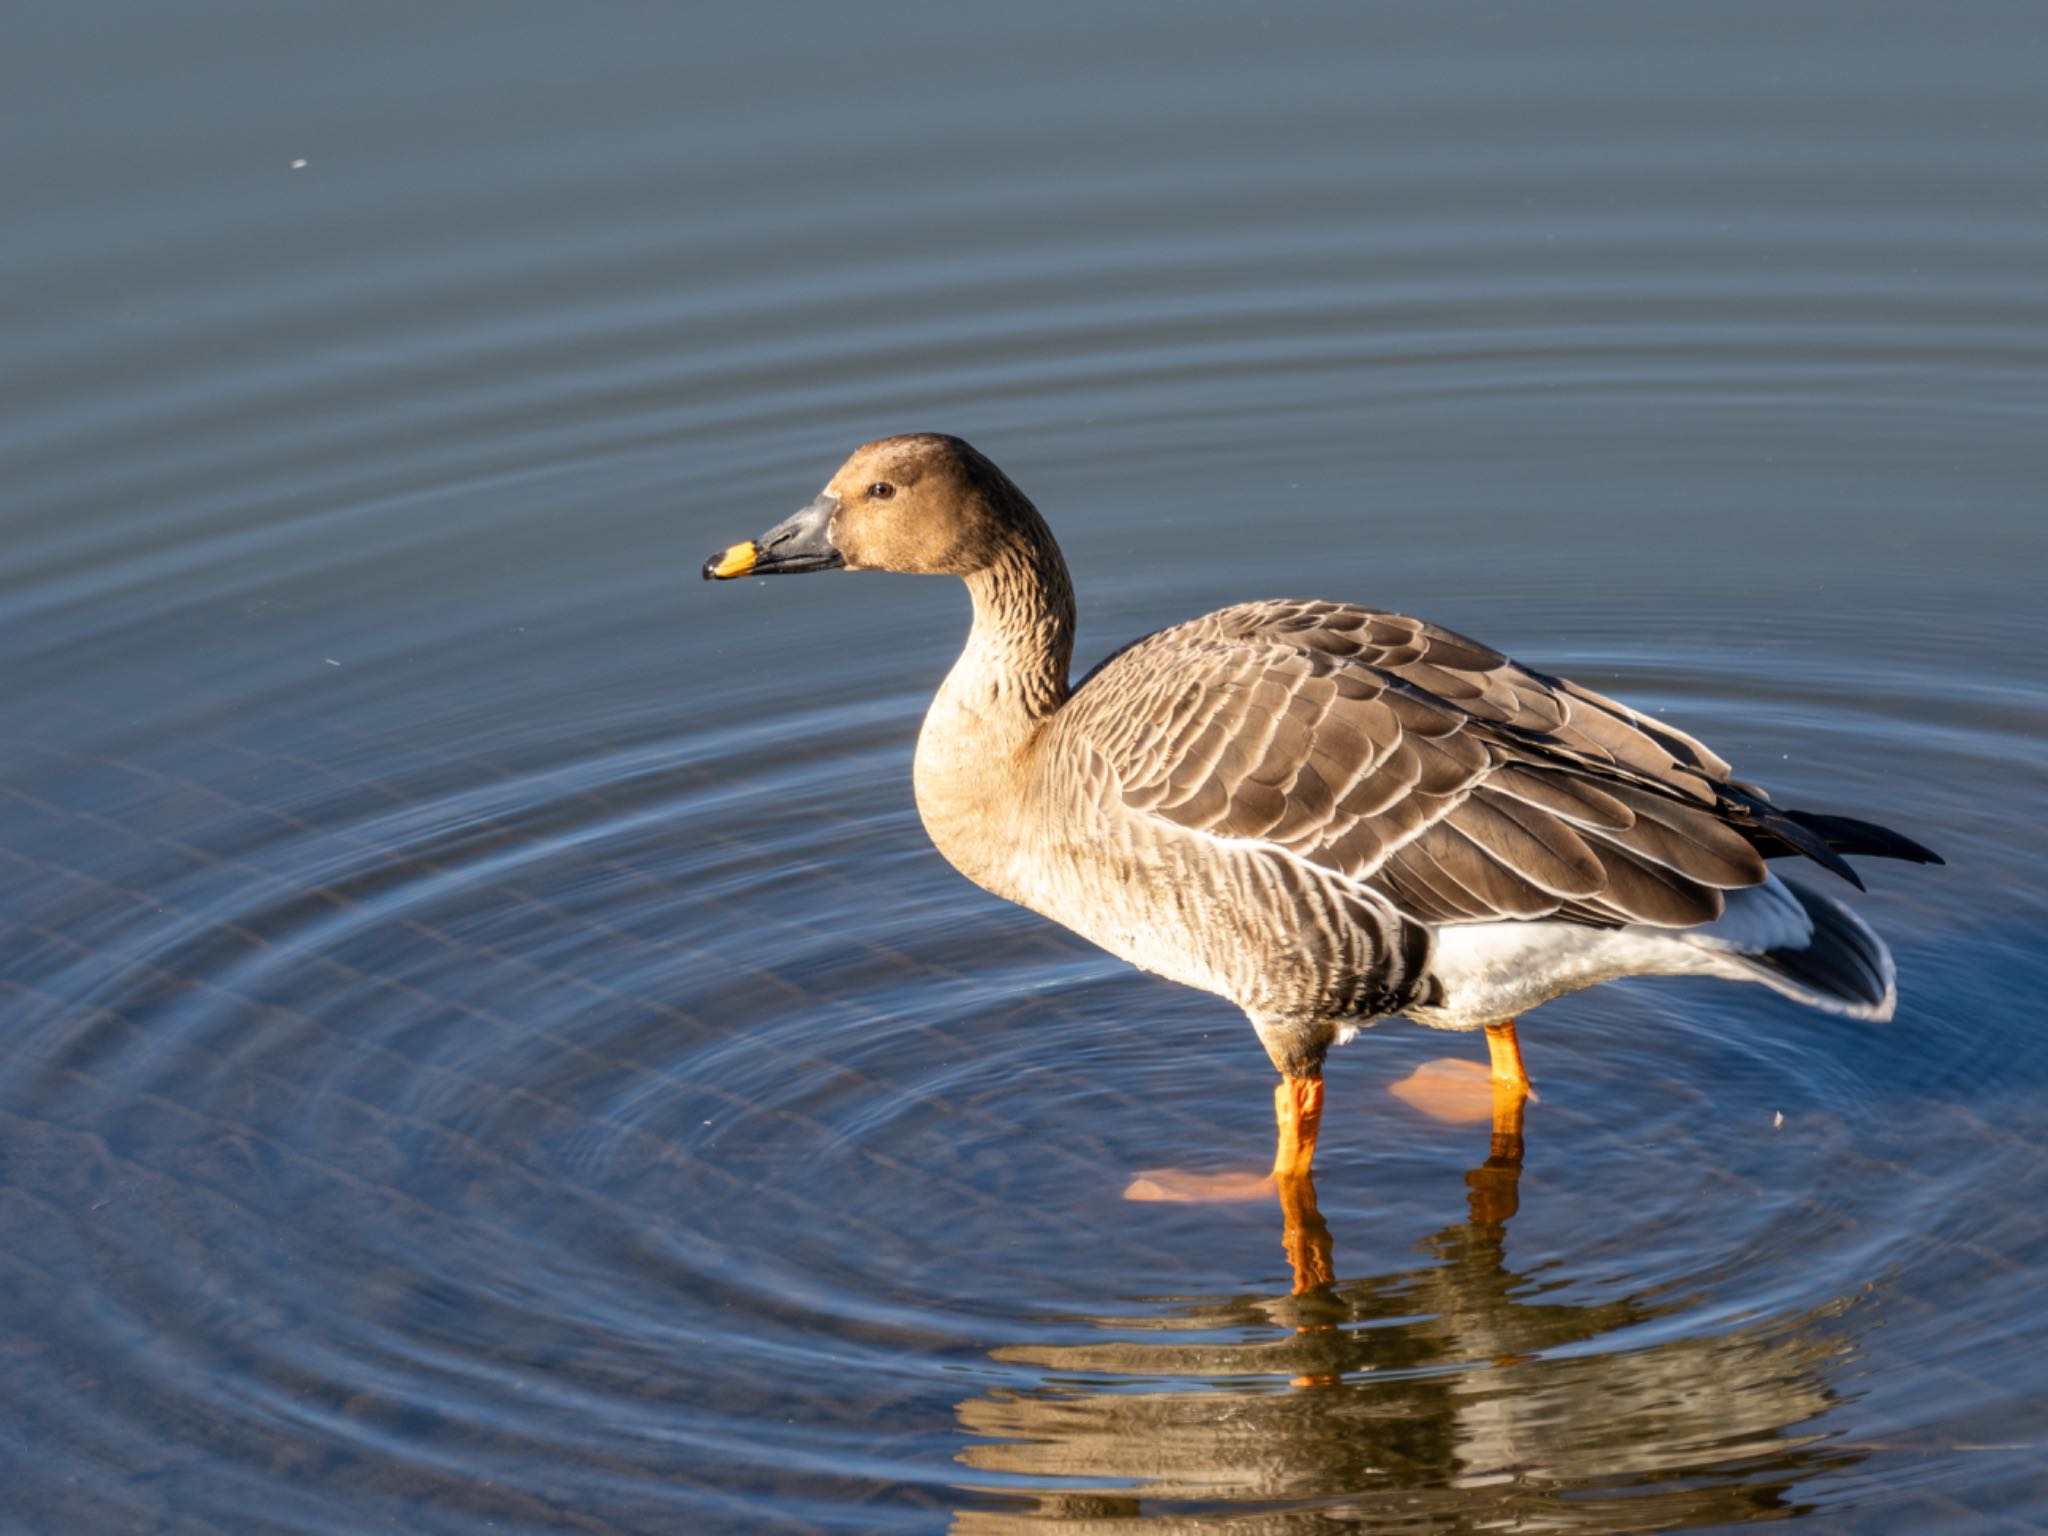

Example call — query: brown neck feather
[911,491,1074,900]
[961,518,1075,724]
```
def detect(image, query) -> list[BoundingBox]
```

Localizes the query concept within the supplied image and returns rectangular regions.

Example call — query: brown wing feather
[1058,600,1777,929]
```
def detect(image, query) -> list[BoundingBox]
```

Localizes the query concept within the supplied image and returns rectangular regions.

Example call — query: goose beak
[703,541,759,579]
[702,493,844,580]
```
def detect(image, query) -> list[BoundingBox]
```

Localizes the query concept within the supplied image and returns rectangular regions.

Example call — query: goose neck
[957,536,1075,727]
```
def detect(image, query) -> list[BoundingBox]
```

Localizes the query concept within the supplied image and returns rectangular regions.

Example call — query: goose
[703,435,1941,1197]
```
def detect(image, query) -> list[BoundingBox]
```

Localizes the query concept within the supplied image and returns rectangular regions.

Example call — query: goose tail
[1689,875,1897,1022]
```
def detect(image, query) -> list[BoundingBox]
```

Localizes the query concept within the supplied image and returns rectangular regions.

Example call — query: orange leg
[1274,1097,1337,1380]
[1483,1019,1532,1164]
[1273,1079,1334,1300]
[1390,1018,1538,1125]
[1125,1072,1326,1203]
[1483,1019,1533,1096]
[1272,1074,1325,1179]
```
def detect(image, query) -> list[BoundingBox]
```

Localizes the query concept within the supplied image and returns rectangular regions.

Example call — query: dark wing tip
[1776,810,1869,890]
[1719,789,1868,889]
[1784,808,1945,869]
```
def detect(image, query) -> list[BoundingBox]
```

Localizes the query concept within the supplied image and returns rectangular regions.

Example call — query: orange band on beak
[705,541,758,579]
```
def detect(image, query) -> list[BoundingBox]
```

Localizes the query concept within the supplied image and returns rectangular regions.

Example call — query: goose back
[1046,599,1789,938]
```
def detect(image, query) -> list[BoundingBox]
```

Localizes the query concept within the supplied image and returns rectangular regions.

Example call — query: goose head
[702,434,1033,581]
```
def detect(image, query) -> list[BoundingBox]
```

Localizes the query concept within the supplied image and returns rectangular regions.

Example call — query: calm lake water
[4,4,2046,1532]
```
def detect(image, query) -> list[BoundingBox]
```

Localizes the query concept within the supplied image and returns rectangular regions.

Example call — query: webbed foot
[1123,1168,1275,1202]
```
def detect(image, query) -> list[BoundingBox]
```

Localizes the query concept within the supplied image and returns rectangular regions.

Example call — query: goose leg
[1466,1029,1528,1225]
[1271,1073,1324,1178]
[1390,1017,1539,1125]
[1483,1019,1533,1097]
[1273,1079,1335,1299]
[1481,1019,1531,1165]
[1124,1072,1326,1203]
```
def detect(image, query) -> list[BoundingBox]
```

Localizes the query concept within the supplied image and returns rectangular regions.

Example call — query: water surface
[4,4,2046,1532]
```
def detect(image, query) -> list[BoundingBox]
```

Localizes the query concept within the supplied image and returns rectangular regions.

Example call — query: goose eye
[867,482,894,500]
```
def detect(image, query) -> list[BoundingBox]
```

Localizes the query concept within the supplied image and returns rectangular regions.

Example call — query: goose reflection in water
[952,1123,1862,1533]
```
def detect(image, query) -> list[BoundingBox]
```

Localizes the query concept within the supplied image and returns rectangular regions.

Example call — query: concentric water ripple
[5,3,2047,1532]
[6,602,2040,1531]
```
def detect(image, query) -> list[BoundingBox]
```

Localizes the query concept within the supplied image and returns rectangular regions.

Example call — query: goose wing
[1058,600,1826,930]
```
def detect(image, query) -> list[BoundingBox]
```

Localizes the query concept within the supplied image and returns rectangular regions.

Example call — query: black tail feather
[1733,876,1895,1018]
[1784,808,1945,867]
[1722,782,1944,890]
[1726,789,1868,889]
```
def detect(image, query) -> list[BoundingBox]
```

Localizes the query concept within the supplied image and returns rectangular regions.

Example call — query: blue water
[2,4,2045,1532]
